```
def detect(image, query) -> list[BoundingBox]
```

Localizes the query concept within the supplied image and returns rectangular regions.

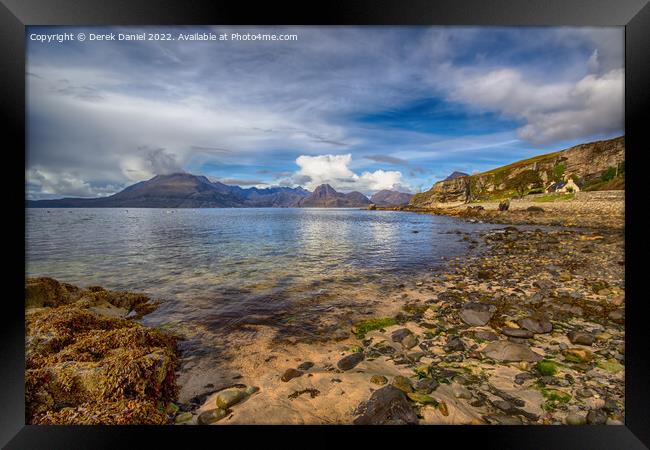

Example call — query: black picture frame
[2,0,649,448]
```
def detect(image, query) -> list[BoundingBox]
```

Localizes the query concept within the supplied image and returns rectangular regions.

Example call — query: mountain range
[27,173,412,208]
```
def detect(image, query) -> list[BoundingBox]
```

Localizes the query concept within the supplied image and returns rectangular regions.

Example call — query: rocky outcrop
[410,136,624,207]
[25,278,179,425]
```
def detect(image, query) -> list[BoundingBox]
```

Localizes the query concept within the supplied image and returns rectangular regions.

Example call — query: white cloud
[446,67,624,144]
[289,154,407,194]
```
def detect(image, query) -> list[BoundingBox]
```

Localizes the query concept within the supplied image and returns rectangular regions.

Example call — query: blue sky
[26,26,624,199]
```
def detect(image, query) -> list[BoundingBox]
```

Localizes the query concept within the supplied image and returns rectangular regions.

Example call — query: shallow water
[26,208,500,340]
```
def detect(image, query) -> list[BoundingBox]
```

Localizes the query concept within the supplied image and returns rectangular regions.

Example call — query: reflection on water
[26,208,499,341]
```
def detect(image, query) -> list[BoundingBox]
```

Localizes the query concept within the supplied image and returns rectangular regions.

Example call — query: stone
[518,317,552,334]
[481,341,543,362]
[370,375,388,385]
[498,199,510,211]
[444,335,466,352]
[415,378,439,394]
[244,386,259,395]
[197,408,227,425]
[452,384,472,400]
[391,375,414,394]
[407,392,438,404]
[502,328,534,339]
[609,310,624,322]
[401,334,419,349]
[564,348,592,363]
[353,386,418,425]
[565,412,587,425]
[391,328,413,343]
[215,388,247,409]
[567,331,595,346]
[586,409,608,425]
[474,330,499,341]
[459,303,495,326]
[280,368,304,382]
[297,361,314,371]
[337,352,364,371]
[174,412,193,423]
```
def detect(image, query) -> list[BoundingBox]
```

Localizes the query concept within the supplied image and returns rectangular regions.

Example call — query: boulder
[353,386,418,425]
[337,352,364,371]
[481,341,543,362]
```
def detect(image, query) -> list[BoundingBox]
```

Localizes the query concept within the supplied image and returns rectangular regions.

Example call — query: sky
[26,26,624,199]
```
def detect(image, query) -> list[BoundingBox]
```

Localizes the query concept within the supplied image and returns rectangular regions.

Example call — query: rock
[459,302,495,326]
[215,388,247,409]
[586,409,608,425]
[174,412,193,423]
[494,400,515,413]
[353,386,418,425]
[391,328,413,343]
[498,199,510,211]
[609,310,624,322]
[337,352,364,371]
[401,334,419,349]
[514,372,534,385]
[244,386,259,395]
[197,408,227,425]
[415,378,438,394]
[502,328,534,339]
[125,310,138,320]
[452,384,472,400]
[564,348,592,363]
[444,335,466,352]
[474,330,499,341]
[280,368,304,382]
[370,375,388,385]
[526,206,544,212]
[518,317,552,334]
[481,341,543,362]
[567,331,595,346]
[565,411,587,425]
[297,361,314,371]
[603,398,619,413]
[407,392,437,404]
[391,375,414,394]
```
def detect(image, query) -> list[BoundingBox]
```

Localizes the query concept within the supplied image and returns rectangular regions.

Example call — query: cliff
[410,136,625,208]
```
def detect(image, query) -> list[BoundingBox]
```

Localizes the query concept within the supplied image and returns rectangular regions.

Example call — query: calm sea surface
[26,208,501,339]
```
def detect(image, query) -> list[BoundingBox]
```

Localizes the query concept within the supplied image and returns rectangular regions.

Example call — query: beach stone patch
[281,368,304,382]
[337,352,364,371]
[502,328,534,339]
[567,331,595,346]
[175,412,193,424]
[518,317,553,334]
[353,385,418,425]
[197,408,228,425]
[481,341,543,362]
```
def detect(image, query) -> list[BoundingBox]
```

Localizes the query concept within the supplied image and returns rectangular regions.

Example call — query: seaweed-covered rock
[25,279,178,425]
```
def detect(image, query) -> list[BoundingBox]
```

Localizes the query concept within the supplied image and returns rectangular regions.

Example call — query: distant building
[545,178,581,193]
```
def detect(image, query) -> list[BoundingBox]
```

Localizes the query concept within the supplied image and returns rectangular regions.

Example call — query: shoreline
[25,213,625,425]
[376,190,624,231]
